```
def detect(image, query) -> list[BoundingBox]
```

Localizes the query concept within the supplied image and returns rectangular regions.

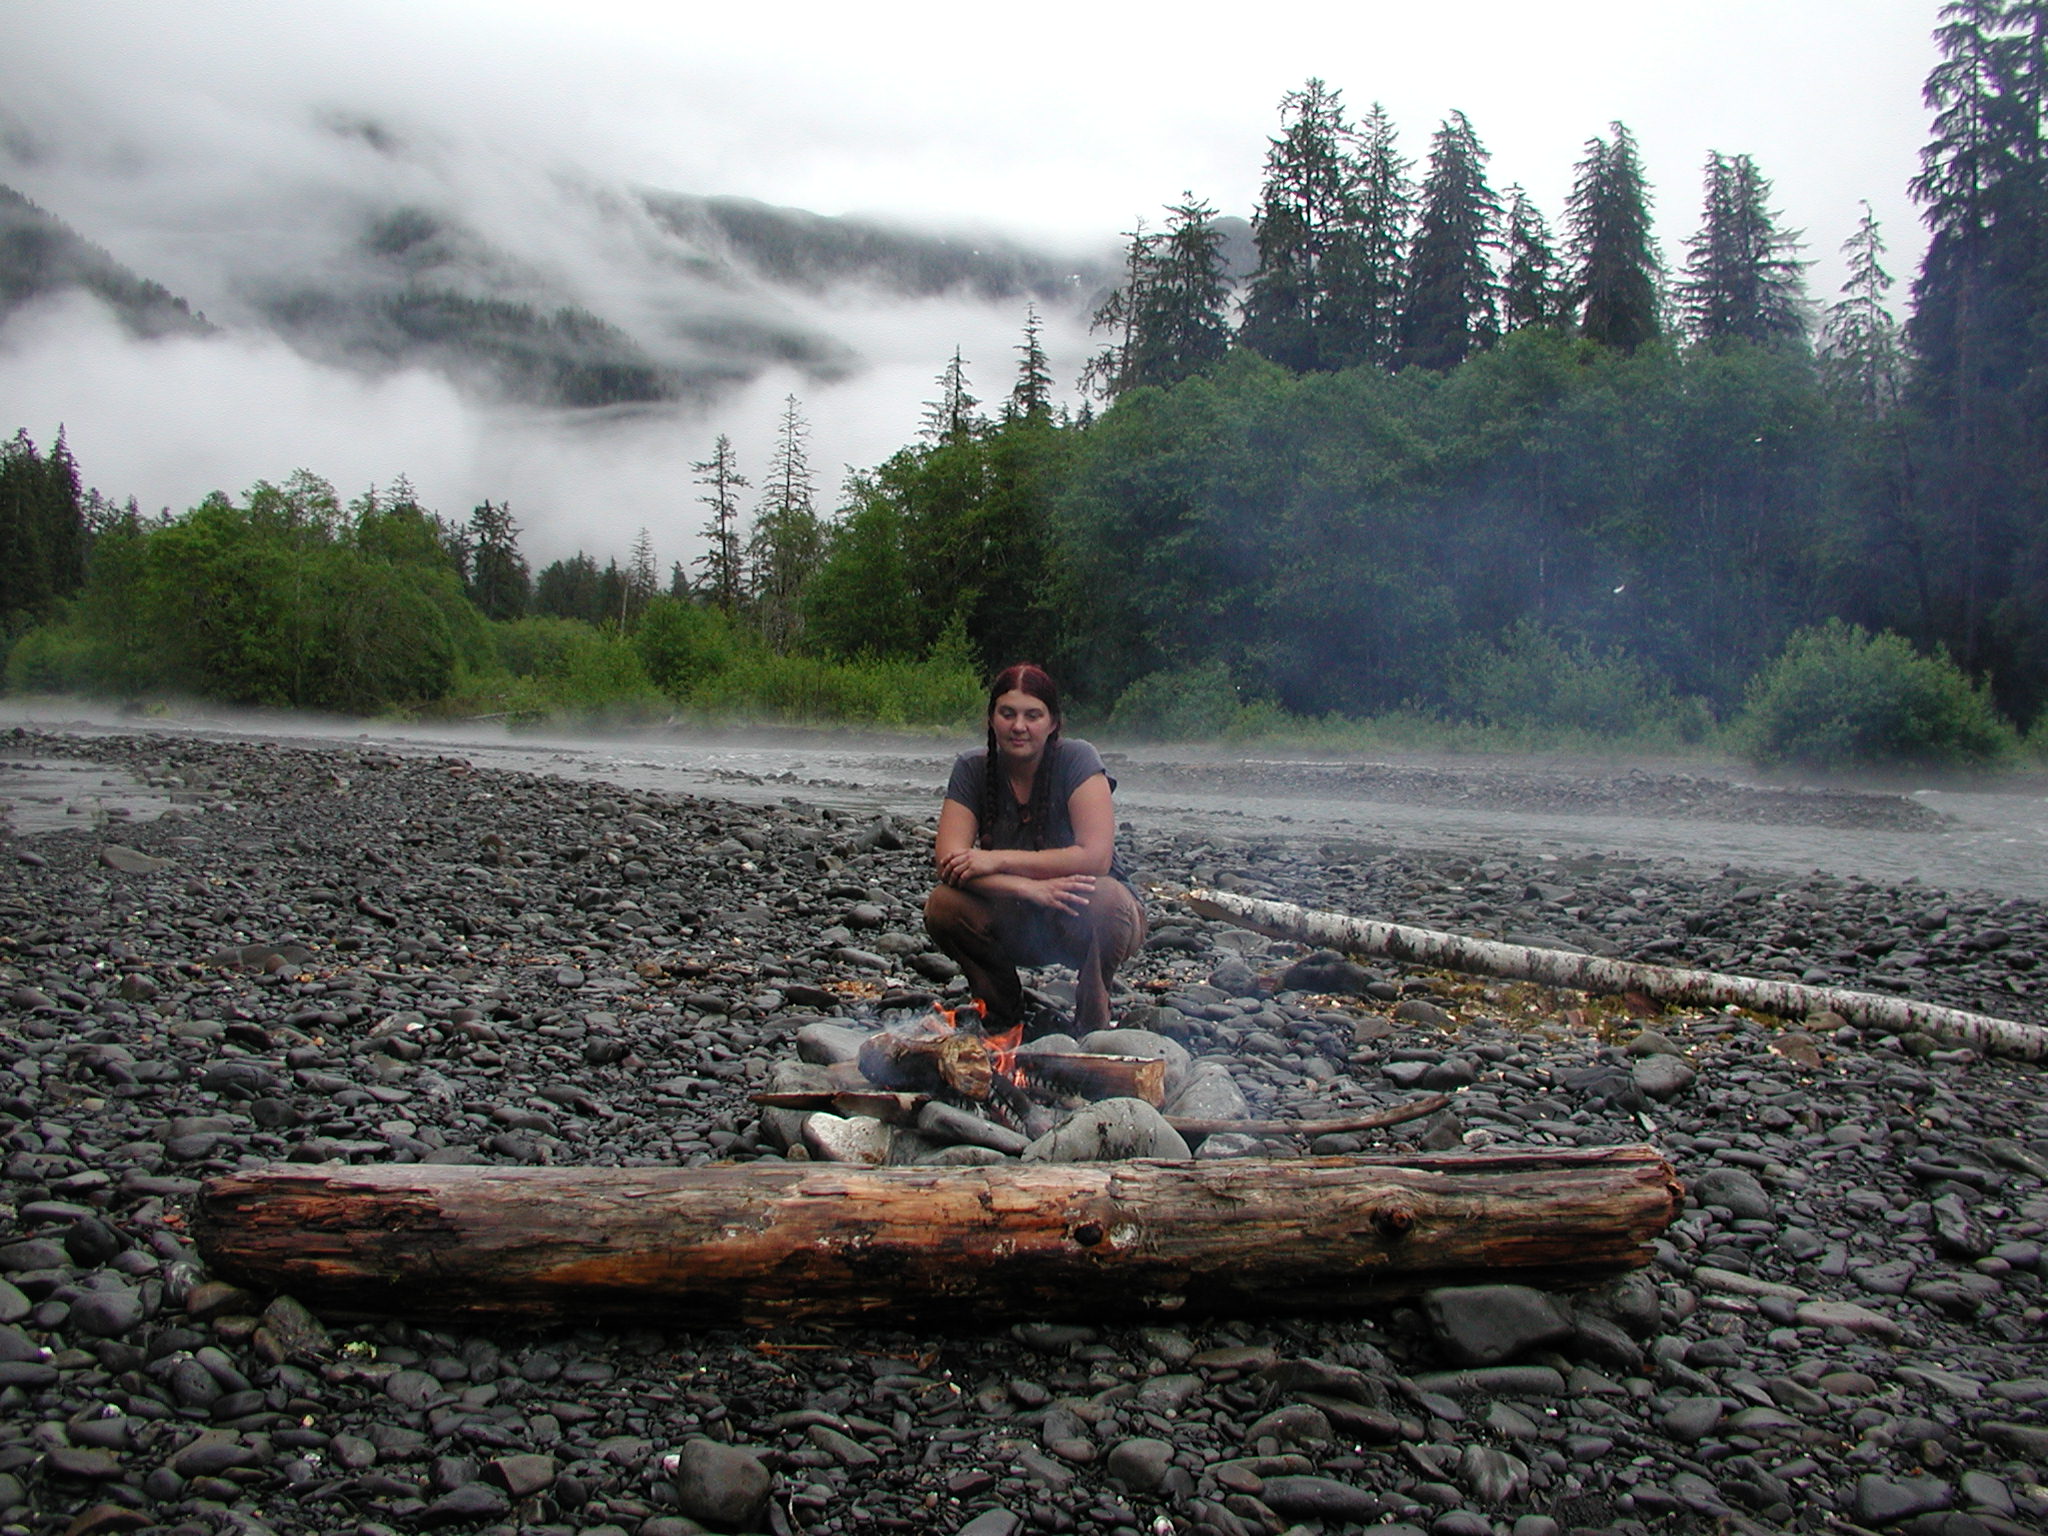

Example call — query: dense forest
[4,1,2045,768]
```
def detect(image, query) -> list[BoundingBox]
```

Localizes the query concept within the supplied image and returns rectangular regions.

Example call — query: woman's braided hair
[979,662,1062,851]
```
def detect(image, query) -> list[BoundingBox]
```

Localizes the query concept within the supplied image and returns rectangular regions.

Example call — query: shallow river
[7,704,2048,902]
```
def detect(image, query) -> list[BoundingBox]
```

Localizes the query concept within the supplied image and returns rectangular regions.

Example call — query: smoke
[0,288,1080,570]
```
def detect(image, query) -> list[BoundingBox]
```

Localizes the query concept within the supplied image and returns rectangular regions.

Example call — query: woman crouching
[924,663,1147,1036]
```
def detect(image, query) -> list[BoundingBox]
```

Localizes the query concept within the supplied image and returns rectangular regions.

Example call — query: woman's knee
[925,882,1000,951]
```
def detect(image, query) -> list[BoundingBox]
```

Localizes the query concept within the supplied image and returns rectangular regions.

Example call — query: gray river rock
[0,719,2046,1536]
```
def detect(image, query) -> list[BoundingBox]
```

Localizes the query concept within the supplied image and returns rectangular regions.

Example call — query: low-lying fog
[6,702,2046,903]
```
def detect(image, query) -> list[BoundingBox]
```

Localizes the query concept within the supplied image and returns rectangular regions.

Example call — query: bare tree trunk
[1187,889,2048,1060]
[194,1148,1680,1327]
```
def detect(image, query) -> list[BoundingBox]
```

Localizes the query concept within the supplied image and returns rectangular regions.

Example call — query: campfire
[756,1000,1173,1161]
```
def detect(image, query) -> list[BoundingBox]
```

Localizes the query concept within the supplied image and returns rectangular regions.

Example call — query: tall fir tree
[0,428,85,629]
[690,434,748,615]
[1240,79,1374,372]
[1500,185,1567,329]
[624,527,658,626]
[1567,121,1664,351]
[1131,195,1235,388]
[1821,203,1905,416]
[1906,0,2048,692]
[1007,305,1055,423]
[1680,151,1809,346]
[464,499,529,620]
[1078,220,1151,401]
[1326,102,1414,370]
[534,552,601,623]
[921,350,982,445]
[1399,111,1502,370]
[747,394,824,651]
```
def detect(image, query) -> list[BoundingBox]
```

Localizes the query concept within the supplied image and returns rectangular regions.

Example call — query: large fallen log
[1187,888,2048,1061]
[194,1147,1681,1326]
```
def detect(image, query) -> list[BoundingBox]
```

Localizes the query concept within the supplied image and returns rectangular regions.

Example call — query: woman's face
[990,689,1056,766]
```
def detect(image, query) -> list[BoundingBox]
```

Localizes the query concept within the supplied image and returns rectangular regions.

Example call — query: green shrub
[4,622,106,694]
[492,616,591,679]
[689,647,980,729]
[552,629,667,718]
[303,558,457,711]
[633,597,737,697]
[1108,661,1242,741]
[1737,620,2018,770]
[1442,622,1701,740]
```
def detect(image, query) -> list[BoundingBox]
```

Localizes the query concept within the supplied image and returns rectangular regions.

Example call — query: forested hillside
[0,186,212,339]
[5,1,2045,770]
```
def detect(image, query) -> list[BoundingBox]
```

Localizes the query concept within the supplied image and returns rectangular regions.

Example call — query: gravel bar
[2,725,2046,1536]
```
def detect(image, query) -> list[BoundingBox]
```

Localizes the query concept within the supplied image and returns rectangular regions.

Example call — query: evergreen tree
[1500,186,1566,329]
[594,559,628,631]
[921,350,982,444]
[1680,151,1809,346]
[465,499,529,620]
[1130,195,1234,387]
[1821,203,1905,415]
[1906,0,2048,694]
[1568,122,1664,351]
[1326,102,1414,370]
[0,429,86,630]
[1082,199,1234,398]
[534,553,601,622]
[1241,80,1379,372]
[1399,111,1502,370]
[748,394,825,650]
[690,434,747,614]
[1007,305,1055,422]
[624,527,658,626]
[803,470,922,660]
[1078,220,1151,402]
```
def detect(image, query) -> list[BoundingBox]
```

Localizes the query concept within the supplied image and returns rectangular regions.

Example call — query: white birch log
[1185,888,2048,1061]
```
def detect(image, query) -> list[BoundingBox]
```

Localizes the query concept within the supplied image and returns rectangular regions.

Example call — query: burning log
[193,1147,1681,1326]
[853,1009,1168,1109]
[1187,888,2048,1061]
[856,1022,999,1100]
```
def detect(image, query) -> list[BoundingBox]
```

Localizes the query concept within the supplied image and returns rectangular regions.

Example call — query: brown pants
[923,878,1148,1033]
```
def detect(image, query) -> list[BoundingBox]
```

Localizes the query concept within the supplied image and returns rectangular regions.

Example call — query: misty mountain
[4,146,1119,414]
[252,202,686,410]
[0,184,212,340]
[641,192,1107,303]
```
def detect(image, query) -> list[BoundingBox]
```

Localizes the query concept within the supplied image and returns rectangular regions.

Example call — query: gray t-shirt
[943,737,1129,881]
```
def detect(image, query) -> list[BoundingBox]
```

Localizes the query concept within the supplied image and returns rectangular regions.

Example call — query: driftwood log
[1188,888,2048,1061]
[194,1147,1680,1326]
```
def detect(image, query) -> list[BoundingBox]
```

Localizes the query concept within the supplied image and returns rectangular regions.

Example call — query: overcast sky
[0,0,1944,563]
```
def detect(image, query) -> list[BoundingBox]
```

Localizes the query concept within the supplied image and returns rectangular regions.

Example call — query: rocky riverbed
[2,725,2047,1536]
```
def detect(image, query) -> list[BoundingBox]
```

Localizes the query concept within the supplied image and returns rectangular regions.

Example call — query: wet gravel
[1113,757,1954,833]
[3,725,2048,1536]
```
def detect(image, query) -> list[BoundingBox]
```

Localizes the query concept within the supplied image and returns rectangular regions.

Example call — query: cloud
[0,281,1081,573]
